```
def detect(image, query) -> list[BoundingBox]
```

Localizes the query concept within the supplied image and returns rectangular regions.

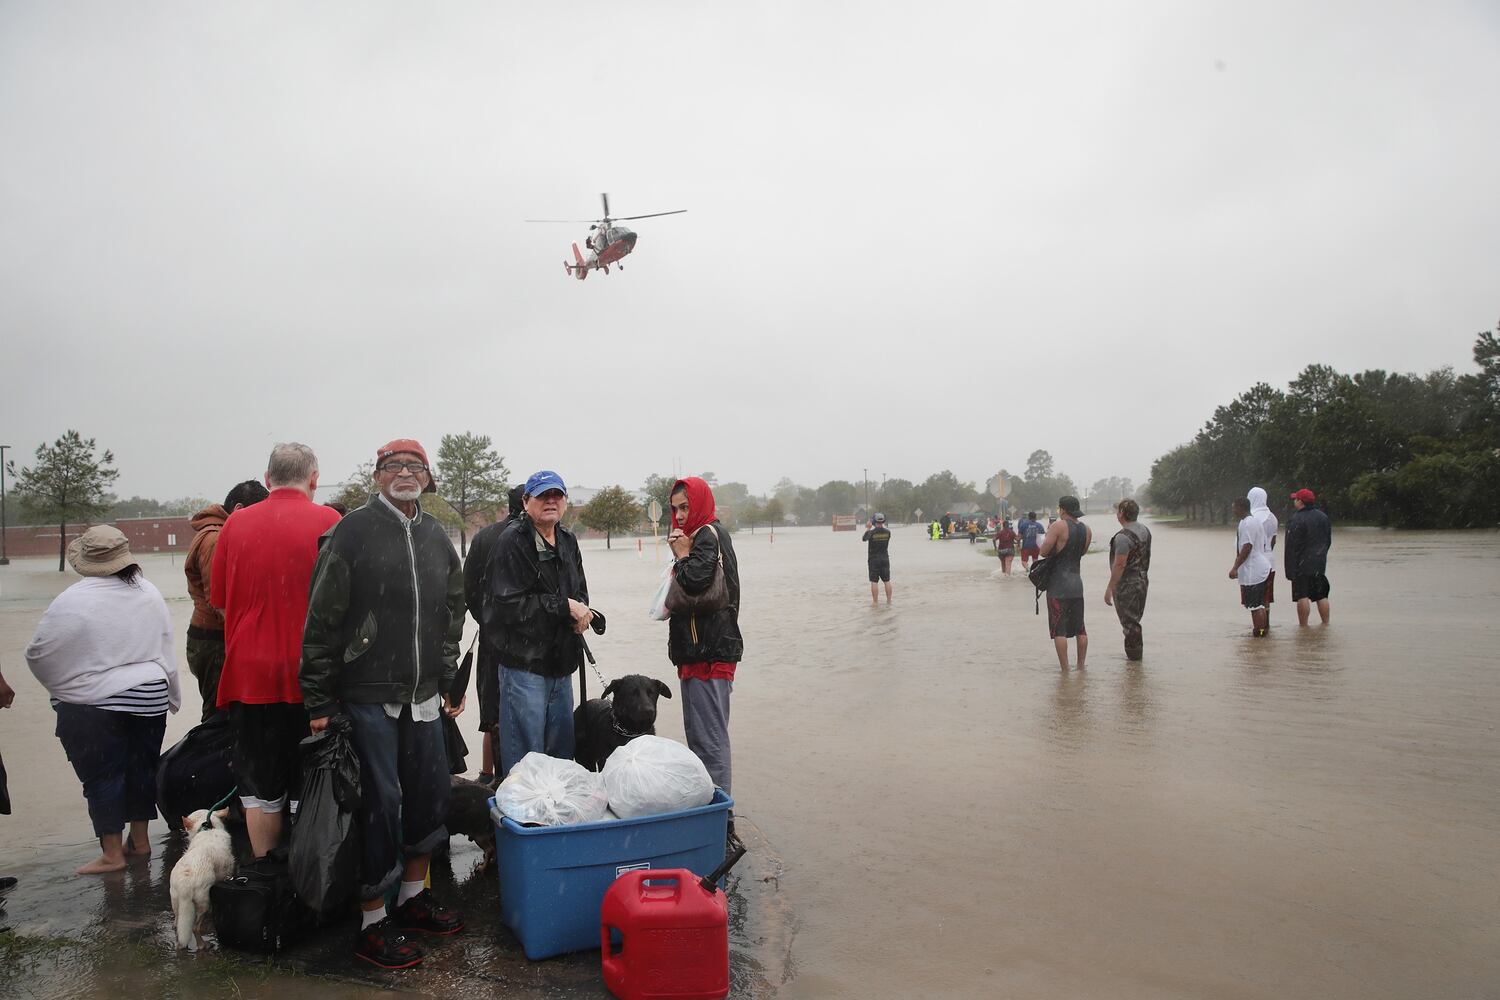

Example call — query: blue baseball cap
[524,470,567,498]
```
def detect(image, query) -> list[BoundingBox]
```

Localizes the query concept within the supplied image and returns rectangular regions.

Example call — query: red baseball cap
[375,439,437,493]
[1290,488,1316,503]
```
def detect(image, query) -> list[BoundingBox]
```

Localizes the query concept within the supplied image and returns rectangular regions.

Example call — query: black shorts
[1047,596,1086,639]
[868,558,891,583]
[1291,573,1330,602]
[228,701,309,801]
[1239,581,1269,610]
[476,643,500,734]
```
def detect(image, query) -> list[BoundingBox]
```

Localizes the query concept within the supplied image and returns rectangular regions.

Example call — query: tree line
[1145,326,1500,528]
[7,426,1139,571]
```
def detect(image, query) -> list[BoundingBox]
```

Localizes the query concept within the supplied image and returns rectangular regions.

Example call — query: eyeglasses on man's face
[378,461,428,475]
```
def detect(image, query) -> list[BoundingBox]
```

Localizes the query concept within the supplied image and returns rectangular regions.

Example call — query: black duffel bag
[156,712,235,831]
[210,849,315,952]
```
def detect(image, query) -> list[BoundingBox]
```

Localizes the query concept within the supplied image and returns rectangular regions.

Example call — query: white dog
[169,807,234,951]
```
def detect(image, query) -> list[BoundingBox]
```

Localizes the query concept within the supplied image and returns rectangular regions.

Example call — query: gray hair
[266,442,318,487]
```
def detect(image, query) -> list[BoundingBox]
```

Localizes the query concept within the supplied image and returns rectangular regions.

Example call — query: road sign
[914,507,924,521]
[647,499,662,524]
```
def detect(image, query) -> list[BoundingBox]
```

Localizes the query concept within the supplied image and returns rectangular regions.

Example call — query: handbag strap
[688,522,725,569]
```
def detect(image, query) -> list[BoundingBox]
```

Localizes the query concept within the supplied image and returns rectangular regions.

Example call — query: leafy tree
[1025,450,1054,480]
[771,477,801,507]
[813,480,859,524]
[642,474,678,523]
[8,430,120,571]
[875,477,916,523]
[762,496,785,528]
[579,485,642,548]
[435,432,510,556]
[739,497,765,533]
[330,460,375,513]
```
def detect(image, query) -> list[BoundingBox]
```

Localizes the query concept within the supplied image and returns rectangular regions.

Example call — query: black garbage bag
[443,712,469,775]
[156,712,235,831]
[289,714,361,914]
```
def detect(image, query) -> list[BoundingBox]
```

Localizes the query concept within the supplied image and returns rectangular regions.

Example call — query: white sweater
[25,575,181,711]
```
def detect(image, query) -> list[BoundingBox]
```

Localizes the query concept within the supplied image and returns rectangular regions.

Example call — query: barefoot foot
[76,856,128,875]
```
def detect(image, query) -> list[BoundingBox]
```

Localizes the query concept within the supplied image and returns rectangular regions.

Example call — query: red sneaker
[355,916,424,969]
[392,889,464,936]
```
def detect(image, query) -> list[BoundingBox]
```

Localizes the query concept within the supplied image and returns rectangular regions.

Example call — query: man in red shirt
[211,442,340,858]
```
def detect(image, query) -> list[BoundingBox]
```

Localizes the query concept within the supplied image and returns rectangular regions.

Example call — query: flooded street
[2,520,1498,998]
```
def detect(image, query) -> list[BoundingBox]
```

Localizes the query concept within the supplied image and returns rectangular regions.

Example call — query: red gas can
[600,869,730,1000]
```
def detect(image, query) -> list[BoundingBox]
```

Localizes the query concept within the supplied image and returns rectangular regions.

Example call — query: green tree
[8,430,120,571]
[330,460,374,513]
[579,485,642,549]
[642,474,678,522]
[875,477,916,523]
[1025,450,1054,480]
[762,496,785,528]
[739,496,765,533]
[435,432,510,556]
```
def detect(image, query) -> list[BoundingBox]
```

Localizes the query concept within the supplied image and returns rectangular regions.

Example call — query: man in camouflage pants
[1102,498,1152,661]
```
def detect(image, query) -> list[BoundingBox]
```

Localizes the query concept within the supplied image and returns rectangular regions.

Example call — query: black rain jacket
[667,521,744,665]
[482,515,590,678]
[299,496,464,718]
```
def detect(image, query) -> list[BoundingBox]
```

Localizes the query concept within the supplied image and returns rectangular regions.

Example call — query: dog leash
[579,636,609,695]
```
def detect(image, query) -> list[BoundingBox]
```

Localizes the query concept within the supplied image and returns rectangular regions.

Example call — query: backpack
[1026,556,1057,614]
[210,849,315,952]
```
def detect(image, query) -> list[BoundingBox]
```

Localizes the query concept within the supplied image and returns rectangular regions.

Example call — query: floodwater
[2,520,1498,998]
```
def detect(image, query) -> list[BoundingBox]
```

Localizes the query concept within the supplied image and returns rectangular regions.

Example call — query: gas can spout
[699,844,747,893]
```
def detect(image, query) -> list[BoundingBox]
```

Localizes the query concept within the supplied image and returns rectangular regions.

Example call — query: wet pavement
[0,815,792,999]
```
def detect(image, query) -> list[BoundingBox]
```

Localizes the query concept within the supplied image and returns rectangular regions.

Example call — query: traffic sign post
[647,499,663,563]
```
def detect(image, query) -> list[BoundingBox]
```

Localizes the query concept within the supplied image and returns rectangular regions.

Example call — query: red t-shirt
[210,488,341,706]
[678,662,737,682]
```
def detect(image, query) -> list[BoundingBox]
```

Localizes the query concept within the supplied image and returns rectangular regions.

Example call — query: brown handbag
[664,524,730,614]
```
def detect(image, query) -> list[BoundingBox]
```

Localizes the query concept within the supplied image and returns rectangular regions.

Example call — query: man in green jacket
[301,439,465,970]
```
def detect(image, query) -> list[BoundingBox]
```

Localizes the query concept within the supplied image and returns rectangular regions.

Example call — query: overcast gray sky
[3,2,1496,502]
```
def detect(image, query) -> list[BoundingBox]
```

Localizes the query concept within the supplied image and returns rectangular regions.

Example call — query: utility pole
[863,468,869,514]
[0,444,10,565]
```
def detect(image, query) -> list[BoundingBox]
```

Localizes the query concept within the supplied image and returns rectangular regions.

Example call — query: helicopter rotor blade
[616,209,688,221]
[524,219,599,224]
[601,192,610,219]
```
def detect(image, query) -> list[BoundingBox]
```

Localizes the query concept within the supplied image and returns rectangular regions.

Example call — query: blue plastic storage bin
[489,789,733,960]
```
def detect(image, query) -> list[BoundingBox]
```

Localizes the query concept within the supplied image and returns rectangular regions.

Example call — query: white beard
[390,484,422,502]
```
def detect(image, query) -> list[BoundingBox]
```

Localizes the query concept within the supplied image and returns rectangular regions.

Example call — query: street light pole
[0,444,10,565]
[863,467,869,515]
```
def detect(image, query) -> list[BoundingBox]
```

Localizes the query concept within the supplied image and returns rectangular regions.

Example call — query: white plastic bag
[647,565,673,621]
[601,735,714,819]
[494,752,609,827]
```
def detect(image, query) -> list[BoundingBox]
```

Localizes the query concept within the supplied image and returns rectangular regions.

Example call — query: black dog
[573,675,673,772]
[446,775,497,871]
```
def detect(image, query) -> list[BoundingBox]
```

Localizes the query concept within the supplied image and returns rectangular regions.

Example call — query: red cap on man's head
[1290,488,1317,503]
[375,439,437,493]
[377,438,429,467]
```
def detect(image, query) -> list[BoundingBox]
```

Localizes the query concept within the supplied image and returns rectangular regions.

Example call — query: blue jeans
[498,666,574,778]
[53,703,166,837]
[343,703,450,902]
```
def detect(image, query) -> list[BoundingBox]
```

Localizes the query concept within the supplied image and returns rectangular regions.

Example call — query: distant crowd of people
[13,441,743,971]
[867,487,1335,669]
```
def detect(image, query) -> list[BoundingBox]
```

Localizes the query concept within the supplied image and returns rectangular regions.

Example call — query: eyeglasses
[378,461,428,475]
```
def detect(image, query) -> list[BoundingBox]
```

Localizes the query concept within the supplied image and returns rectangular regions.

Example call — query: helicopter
[526,193,685,280]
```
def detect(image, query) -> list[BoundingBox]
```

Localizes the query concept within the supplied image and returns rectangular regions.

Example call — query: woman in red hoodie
[666,477,743,844]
